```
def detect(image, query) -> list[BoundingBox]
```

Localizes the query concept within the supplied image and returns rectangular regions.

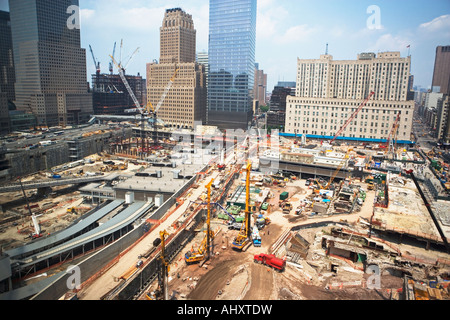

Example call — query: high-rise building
[254,63,267,107]
[208,0,257,130]
[0,10,15,134]
[286,52,414,142]
[266,84,295,129]
[432,46,450,95]
[8,0,92,127]
[160,8,196,64]
[196,51,209,85]
[147,8,206,129]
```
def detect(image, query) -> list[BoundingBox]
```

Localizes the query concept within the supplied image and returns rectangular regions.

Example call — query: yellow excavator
[231,161,252,251]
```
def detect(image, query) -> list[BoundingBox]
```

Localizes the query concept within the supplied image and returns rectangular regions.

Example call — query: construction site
[0,71,449,301]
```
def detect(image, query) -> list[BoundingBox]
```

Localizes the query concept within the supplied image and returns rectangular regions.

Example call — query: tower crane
[232,161,253,251]
[109,41,116,75]
[89,45,101,92]
[330,91,375,144]
[147,66,179,146]
[126,65,179,146]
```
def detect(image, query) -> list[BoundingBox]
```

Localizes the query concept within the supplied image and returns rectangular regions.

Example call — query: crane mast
[89,45,101,92]
[158,230,170,300]
[231,161,252,250]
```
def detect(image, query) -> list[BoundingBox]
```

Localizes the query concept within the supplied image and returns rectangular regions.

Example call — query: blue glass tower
[208,0,257,130]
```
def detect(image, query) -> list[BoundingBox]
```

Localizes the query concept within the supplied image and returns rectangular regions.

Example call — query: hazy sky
[1,0,450,92]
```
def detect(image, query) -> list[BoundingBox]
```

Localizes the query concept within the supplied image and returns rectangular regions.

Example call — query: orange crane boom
[330,91,375,144]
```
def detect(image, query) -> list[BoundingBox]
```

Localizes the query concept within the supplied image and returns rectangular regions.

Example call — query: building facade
[9,0,92,127]
[92,73,146,115]
[254,63,267,107]
[286,52,415,142]
[147,8,206,129]
[0,10,15,134]
[432,46,450,95]
[207,0,257,130]
[266,84,295,129]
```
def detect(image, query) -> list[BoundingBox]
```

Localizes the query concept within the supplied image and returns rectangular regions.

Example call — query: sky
[1,0,450,93]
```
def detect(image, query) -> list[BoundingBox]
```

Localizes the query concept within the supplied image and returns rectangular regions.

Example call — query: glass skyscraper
[208,0,257,130]
[9,0,92,127]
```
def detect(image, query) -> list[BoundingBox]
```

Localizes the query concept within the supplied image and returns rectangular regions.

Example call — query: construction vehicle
[330,91,375,144]
[148,230,170,300]
[255,215,270,229]
[282,202,293,214]
[253,253,286,272]
[67,207,77,214]
[231,161,253,251]
[184,179,215,264]
[252,225,262,247]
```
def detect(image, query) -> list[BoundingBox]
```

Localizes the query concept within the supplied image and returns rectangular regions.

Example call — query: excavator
[231,161,253,251]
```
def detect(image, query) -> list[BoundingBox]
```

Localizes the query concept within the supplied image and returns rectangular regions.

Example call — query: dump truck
[253,253,286,272]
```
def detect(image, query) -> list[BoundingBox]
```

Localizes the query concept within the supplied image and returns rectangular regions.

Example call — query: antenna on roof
[325,43,329,55]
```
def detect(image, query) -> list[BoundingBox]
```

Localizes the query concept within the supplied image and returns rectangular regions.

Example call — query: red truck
[253,253,286,272]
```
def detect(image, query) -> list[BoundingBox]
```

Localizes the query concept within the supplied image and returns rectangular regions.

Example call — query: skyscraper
[9,0,92,127]
[0,10,14,134]
[147,8,206,129]
[432,46,450,95]
[208,0,257,130]
[254,63,267,106]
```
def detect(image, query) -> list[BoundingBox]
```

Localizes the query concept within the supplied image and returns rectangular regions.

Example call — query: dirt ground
[150,178,403,301]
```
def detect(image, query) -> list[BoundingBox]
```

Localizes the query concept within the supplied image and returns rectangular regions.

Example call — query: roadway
[2,124,111,151]
[77,150,238,300]
[0,174,118,193]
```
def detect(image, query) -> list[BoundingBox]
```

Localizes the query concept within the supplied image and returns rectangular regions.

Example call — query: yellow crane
[231,161,252,251]
[184,179,215,264]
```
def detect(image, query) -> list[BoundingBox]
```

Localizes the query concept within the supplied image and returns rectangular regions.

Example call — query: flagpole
[407,45,411,57]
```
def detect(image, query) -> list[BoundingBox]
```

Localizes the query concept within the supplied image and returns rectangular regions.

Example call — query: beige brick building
[147,8,206,129]
[286,52,414,142]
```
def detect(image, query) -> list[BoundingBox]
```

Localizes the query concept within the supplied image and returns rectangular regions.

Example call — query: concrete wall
[4,129,131,181]
[28,164,208,300]
[7,144,70,178]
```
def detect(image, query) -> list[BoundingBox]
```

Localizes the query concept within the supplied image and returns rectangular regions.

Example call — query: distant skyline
[1,0,450,93]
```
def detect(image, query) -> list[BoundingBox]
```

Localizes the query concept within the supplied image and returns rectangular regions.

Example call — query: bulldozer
[67,207,77,214]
